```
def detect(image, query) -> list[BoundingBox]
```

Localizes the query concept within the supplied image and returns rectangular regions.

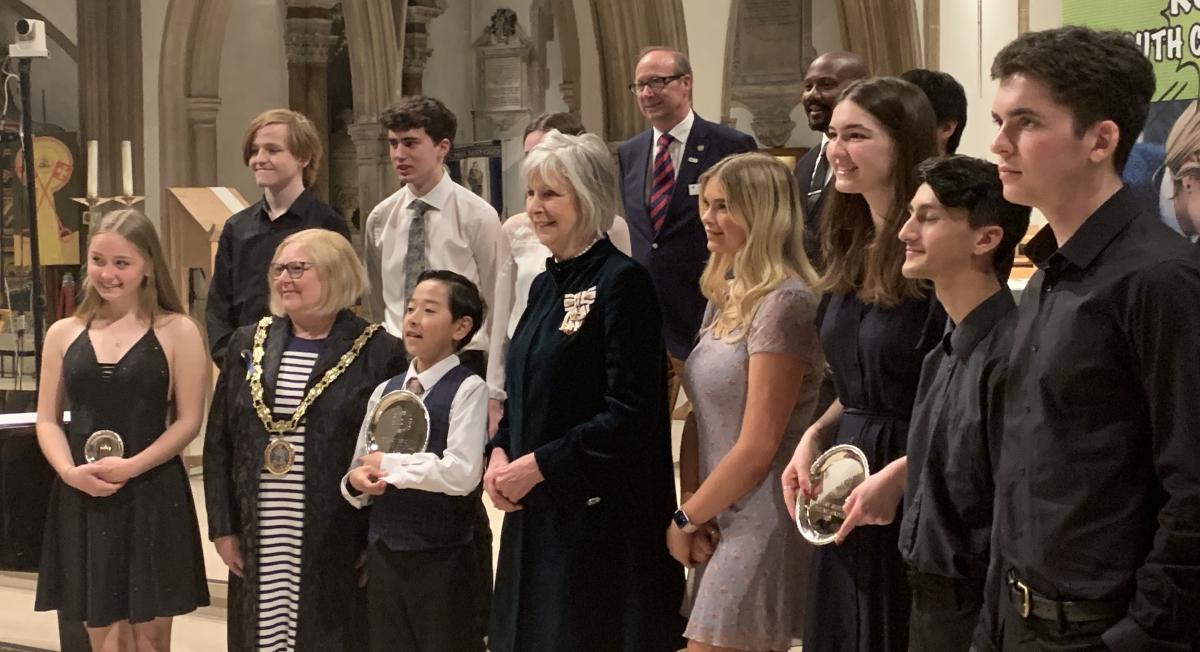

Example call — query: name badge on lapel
[688,183,700,196]
[560,286,597,335]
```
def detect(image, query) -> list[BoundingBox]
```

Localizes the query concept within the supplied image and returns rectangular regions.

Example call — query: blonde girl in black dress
[35,209,210,651]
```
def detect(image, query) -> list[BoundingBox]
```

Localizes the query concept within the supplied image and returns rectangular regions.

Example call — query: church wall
[937,0,1061,224]
[28,0,74,42]
[215,0,289,208]
[682,0,733,126]
[141,0,166,227]
[425,0,475,144]
[4,5,78,137]
[429,0,573,218]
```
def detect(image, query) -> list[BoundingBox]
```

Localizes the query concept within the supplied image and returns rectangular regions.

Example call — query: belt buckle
[1015,579,1032,618]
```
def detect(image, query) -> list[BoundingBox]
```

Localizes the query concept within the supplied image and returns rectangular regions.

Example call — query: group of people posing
[30,24,1200,652]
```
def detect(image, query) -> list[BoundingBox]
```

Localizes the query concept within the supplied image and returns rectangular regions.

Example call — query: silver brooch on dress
[560,287,597,334]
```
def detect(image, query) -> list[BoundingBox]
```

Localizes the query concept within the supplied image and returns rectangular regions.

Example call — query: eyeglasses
[628,74,686,95]
[269,261,314,279]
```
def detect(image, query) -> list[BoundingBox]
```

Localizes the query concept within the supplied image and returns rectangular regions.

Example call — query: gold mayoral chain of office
[249,316,380,474]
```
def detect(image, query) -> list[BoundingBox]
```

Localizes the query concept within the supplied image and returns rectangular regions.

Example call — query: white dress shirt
[341,354,488,508]
[485,213,632,399]
[811,134,831,188]
[648,109,696,183]
[363,169,500,358]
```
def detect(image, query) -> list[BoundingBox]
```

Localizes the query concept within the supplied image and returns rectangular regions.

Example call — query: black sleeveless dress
[35,328,210,627]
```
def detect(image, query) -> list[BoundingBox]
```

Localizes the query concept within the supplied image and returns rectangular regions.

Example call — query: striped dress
[255,336,322,651]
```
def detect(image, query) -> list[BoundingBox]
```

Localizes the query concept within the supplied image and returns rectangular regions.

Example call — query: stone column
[347,121,399,224]
[285,1,339,202]
[402,1,447,96]
[342,0,407,217]
[924,0,940,68]
[186,97,222,186]
[550,0,581,114]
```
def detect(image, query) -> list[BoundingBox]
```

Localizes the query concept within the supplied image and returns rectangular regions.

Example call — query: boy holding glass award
[341,269,489,651]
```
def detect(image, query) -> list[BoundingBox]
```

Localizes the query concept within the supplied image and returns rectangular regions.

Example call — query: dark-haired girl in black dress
[781,78,945,652]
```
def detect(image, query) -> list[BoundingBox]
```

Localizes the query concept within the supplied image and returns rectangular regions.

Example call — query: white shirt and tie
[363,168,501,364]
[341,354,488,508]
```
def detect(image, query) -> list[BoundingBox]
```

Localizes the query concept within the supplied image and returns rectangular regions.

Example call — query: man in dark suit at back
[618,46,757,408]
[795,51,868,269]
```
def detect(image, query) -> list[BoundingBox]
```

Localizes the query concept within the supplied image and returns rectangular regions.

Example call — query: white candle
[86,140,98,199]
[121,140,133,197]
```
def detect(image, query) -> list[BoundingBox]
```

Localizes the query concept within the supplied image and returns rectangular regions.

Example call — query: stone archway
[157,0,233,258]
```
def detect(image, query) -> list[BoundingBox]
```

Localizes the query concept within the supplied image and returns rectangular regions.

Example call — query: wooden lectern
[164,187,248,331]
[164,187,247,467]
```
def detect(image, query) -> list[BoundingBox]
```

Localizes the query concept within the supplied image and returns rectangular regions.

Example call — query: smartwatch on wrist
[672,507,698,534]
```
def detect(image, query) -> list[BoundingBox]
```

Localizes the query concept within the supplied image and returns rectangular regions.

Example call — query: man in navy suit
[618,46,757,408]
[794,51,868,269]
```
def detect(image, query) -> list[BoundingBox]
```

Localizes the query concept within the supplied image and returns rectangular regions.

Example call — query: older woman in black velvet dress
[483,130,685,652]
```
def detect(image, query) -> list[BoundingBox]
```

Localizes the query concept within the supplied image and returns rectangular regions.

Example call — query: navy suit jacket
[618,114,757,360]
[794,144,828,268]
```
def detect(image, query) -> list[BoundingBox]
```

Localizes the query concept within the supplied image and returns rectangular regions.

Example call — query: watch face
[672,509,689,529]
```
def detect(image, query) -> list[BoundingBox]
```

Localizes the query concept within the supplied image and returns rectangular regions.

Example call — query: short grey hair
[521,130,617,239]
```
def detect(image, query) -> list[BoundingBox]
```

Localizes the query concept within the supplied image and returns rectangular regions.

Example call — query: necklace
[554,237,601,263]
[249,316,380,475]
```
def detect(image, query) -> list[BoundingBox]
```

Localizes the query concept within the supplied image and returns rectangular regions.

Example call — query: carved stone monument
[473,9,534,137]
[726,0,815,147]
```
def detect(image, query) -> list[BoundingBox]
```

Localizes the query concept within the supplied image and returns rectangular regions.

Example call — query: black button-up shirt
[205,189,350,364]
[994,187,1200,649]
[899,288,1014,582]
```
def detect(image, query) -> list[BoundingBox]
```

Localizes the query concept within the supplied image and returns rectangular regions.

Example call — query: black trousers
[995,574,1112,651]
[450,349,494,642]
[367,540,483,652]
[908,573,985,652]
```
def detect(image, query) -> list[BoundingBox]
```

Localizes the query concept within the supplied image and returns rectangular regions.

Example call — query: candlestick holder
[112,194,146,209]
[70,195,116,226]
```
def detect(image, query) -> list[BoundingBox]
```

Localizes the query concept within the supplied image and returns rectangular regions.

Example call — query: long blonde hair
[76,209,184,323]
[698,153,816,341]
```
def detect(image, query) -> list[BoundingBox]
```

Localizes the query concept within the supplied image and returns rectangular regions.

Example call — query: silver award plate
[367,390,430,455]
[795,444,870,546]
[84,429,125,463]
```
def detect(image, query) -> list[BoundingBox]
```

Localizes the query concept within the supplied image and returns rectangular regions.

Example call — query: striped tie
[648,133,675,233]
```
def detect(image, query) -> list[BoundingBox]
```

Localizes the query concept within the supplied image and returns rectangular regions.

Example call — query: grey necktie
[402,199,432,306]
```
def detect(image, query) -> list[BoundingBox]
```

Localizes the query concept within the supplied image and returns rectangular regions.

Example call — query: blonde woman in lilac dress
[666,152,824,652]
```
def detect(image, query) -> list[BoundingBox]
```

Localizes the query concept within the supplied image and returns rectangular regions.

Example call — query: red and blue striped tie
[649,133,675,233]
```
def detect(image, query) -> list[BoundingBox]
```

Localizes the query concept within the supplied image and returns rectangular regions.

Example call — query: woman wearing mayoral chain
[204,228,402,651]
[34,209,211,651]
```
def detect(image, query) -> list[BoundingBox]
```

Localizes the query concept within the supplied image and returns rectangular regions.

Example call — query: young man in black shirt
[828,155,1029,651]
[206,109,350,364]
[984,27,1200,650]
